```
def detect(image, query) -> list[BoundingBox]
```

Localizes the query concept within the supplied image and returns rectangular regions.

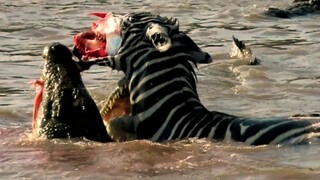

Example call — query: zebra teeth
[95,32,106,42]
[146,23,172,52]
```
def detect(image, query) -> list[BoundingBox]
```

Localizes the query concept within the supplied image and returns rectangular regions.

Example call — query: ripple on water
[2,0,320,179]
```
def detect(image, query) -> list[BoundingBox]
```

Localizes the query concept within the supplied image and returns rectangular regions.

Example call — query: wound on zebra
[73,12,320,145]
[73,12,212,64]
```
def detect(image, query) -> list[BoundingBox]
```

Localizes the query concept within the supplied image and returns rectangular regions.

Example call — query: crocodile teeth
[100,86,122,117]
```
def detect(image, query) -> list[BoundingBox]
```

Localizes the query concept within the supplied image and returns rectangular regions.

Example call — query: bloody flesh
[73,12,121,59]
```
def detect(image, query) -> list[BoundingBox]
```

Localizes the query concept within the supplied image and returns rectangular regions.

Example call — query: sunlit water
[1,0,320,179]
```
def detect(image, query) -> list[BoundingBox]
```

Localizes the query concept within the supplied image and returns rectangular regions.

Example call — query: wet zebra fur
[94,12,320,145]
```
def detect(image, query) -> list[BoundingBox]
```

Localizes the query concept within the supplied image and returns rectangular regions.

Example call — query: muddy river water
[1,0,320,179]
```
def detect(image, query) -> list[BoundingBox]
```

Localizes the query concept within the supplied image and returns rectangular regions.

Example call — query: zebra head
[107,12,212,73]
[73,12,212,72]
[122,12,178,53]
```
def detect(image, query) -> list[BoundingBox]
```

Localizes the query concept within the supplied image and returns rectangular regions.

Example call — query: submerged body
[33,43,110,142]
[265,0,320,18]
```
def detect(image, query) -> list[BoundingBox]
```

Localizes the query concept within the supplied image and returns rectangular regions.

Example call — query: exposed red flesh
[73,31,107,58]
[73,12,131,131]
[89,12,109,18]
[31,79,44,130]
[73,12,120,60]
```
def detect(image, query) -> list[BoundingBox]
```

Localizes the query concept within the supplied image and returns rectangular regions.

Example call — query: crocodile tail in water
[230,36,260,65]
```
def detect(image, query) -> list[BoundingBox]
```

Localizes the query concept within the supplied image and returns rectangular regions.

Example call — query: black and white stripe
[105,12,320,145]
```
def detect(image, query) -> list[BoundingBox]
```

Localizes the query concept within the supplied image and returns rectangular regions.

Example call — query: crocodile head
[32,43,111,142]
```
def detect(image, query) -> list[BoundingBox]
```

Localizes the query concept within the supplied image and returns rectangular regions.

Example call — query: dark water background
[1,0,320,179]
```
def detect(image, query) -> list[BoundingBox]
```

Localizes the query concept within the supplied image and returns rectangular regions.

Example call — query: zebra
[82,12,320,145]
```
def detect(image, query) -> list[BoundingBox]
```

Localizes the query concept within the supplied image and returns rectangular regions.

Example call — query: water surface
[1,0,320,179]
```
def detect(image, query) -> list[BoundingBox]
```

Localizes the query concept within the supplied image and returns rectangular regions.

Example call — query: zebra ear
[146,23,172,52]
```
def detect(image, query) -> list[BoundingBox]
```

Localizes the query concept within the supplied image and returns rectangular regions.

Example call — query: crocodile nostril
[42,43,72,62]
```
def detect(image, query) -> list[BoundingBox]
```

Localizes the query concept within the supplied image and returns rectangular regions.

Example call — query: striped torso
[105,12,320,145]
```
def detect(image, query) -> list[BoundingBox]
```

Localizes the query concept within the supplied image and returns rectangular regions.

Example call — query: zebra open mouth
[147,23,172,52]
[152,33,167,46]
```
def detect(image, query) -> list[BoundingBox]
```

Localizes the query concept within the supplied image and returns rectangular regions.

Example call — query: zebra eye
[168,17,177,25]
[146,23,172,52]
[121,20,129,30]
[121,15,133,31]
